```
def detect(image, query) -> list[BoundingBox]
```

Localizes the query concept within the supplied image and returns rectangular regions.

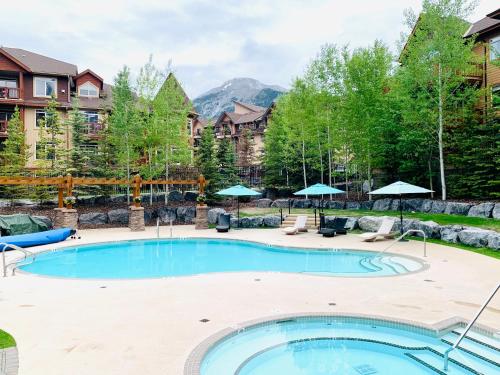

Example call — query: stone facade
[128,206,145,231]
[53,208,78,229]
[195,205,209,229]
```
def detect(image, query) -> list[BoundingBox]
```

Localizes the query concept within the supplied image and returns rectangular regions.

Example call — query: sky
[2,0,498,98]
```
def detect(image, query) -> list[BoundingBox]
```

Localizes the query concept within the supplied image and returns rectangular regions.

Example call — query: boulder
[444,202,472,216]
[184,191,198,202]
[271,199,291,208]
[327,200,345,209]
[391,218,418,234]
[263,215,281,227]
[208,208,226,225]
[176,206,196,223]
[13,199,36,207]
[324,216,357,230]
[458,229,494,247]
[345,201,361,210]
[403,198,424,212]
[256,198,273,208]
[144,209,158,224]
[420,199,433,213]
[94,196,108,205]
[230,217,240,228]
[493,204,500,220]
[109,195,127,204]
[107,209,129,225]
[360,201,374,210]
[293,199,312,208]
[358,216,383,232]
[168,190,184,202]
[79,212,108,225]
[440,225,464,243]
[390,199,401,211]
[373,198,392,211]
[157,207,177,223]
[32,215,53,229]
[239,216,263,228]
[413,220,440,239]
[487,233,500,250]
[429,200,447,214]
[467,203,495,218]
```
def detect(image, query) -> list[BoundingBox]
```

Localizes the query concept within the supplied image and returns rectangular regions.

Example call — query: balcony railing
[84,122,103,138]
[0,87,20,99]
[462,63,483,80]
[0,120,7,137]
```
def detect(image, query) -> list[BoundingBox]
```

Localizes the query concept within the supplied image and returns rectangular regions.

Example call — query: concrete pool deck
[0,226,499,375]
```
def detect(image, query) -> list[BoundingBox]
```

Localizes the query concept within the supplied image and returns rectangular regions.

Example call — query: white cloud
[2,0,498,97]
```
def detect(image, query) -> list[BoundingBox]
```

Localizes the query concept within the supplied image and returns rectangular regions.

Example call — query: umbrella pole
[238,196,240,228]
[399,195,408,242]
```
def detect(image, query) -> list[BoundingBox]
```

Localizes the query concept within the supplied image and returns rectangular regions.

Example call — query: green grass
[238,207,499,231]
[410,236,500,260]
[0,330,16,349]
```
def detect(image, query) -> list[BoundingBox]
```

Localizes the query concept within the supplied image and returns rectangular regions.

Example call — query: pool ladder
[374,229,427,258]
[1,242,36,277]
[443,283,500,371]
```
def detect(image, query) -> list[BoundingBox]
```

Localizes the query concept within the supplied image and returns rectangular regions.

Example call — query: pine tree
[195,122,220,198]
[42,96,65,173]
[217,137,238,185]
[237,128,255,166]
[67,98,88,176]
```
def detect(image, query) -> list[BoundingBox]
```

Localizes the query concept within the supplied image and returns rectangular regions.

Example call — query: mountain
[193,78,286,119]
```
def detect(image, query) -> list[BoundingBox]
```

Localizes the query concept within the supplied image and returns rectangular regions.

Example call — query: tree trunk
[428,155,434,199]
[317,130,324,184]
[126,140,130,205]
[327,125,333,199]
[302,138,308,198]
[438,62,446,201]
[165,145,169,204]
[344,145,349,199]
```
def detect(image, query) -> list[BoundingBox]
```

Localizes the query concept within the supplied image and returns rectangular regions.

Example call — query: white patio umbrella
[369,181,433,236]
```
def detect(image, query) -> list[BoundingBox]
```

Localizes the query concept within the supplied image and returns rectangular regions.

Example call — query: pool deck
[0,226,499,375]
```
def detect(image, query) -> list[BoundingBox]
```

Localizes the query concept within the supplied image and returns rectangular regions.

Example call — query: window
[35,110,46,128]
[0,79,18,98]
[78,82,99,97]
[491,36,500,61]
[82,111,98,123]
[187,119,193,135]
[493,85,500,110]
[35,142,55,160]
[0,79,17,88]
[34,77,57,97]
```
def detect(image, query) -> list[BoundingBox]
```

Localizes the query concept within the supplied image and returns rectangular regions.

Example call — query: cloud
[2,0,497,97]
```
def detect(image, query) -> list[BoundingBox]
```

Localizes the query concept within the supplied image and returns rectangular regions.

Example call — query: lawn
[238,207,500,231]
[410,236,500,260]
[0,329,15,349]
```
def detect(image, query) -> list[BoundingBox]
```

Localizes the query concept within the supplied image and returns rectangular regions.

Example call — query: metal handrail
[1,242,35,277]
[375,229,427,258]
[443,283,500,371]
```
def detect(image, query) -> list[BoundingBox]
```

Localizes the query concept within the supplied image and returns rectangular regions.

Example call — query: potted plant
[133,196,142,207]
[196,193,207,206]
[63,196,76,209]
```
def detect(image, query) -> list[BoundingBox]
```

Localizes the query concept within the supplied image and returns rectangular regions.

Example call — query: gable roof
[487,8,500,20]
[0,47,77,76]
[233,100,266,113]
[464,11,500,37]
[75,69,104,87]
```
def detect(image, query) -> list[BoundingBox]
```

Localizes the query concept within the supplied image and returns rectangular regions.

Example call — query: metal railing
[1,242,35,277]
[443,283,500,371]
[375,229,427,258]
[0,87,20,99]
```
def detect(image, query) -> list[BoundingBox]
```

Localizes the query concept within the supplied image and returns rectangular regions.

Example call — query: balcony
[84,122,103,139]
[462,63,483,81]
[0,87,21,100]
[0,120,7,137]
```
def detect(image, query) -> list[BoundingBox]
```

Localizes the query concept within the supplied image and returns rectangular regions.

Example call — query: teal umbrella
[216,185,261,227]
[369,181,433,236]
[294,183,344,196]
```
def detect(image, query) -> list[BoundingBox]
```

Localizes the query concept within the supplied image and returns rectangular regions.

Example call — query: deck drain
[100,286,107,289]
[424,279,435,282]
[328,302,336,306]
[254,278,261,282]
[199,319,210,323]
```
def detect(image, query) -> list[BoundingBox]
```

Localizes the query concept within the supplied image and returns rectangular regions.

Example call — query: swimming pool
[19,238,424,279]
[195,316,500,375]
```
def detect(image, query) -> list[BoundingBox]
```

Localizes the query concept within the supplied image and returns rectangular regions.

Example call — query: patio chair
[216,213,231,233]
[282,215,308,235]
[359,218,396,242]
[318,217,348,237]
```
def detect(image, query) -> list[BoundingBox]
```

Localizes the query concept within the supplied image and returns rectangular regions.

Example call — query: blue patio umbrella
[369,181,433,236]
[216,185,261,227]
[294,183,345,227]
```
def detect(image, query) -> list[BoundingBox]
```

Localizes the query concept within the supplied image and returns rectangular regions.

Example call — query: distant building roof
[464,9,500,37]
[1,47,78,76]
[232,100,266,112]
[77,83,113,111]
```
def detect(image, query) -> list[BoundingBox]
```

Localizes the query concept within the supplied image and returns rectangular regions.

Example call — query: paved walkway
[0,226,499,375]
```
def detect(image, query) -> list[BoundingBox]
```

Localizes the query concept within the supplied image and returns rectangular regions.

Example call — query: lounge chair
[318,217,348,237]
[359,218,396,242]
[282,215,308,235]
[216,213,231,233]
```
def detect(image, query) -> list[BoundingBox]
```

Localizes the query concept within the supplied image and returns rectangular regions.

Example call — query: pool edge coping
[183,312,500,375]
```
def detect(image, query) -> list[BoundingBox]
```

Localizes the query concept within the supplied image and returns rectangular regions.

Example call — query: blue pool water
[19,238,423,279]
[200,316,500,375]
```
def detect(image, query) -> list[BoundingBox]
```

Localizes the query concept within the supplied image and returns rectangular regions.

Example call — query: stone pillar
[54,208,78,229]
[195,205,209,230]
[129,206,145,231]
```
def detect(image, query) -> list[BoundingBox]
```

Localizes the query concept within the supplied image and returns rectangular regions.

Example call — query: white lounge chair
[282,215,308,235]
[359,218,396,242]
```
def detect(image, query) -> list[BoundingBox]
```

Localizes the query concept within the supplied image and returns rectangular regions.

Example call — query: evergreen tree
[67,98,88,176]
[217,137,238,185]
[40,96,66,173]
[195,122,220,198]
[237,128,255,167]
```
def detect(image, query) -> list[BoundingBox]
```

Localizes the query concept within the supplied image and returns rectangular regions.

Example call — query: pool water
[200,317,500,375]
[19,239,423,279]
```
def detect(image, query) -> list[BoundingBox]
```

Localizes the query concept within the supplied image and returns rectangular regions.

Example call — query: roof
[75,69,104,86]
[77,83,113,111]
[464,14,500,37]
[486,8,500,20]
[233,100,266,112]
[0,47,77,76]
